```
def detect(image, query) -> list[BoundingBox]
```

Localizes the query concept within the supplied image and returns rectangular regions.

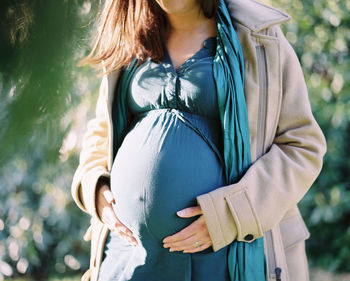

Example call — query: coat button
[244,234,254,241]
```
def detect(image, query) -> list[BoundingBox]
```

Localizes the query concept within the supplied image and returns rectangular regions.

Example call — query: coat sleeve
[196,26,327,252]
[70,74,111,224]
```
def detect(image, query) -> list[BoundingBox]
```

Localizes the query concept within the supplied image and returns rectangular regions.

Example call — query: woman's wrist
[95,176,111,221]
[96,176,110,189]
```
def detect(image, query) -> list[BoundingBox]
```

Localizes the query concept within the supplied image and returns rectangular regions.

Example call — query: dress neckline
[162,37,217,74]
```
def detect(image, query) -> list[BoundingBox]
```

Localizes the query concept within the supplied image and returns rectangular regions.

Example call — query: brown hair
[78,0,220,76]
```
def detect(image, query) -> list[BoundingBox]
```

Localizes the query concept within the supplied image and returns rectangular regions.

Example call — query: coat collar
[225,0,291,32]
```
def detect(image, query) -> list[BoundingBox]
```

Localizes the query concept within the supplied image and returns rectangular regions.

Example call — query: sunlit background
[0,0,349,280]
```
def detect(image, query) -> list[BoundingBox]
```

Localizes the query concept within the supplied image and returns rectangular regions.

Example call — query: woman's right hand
[96,183,138,247]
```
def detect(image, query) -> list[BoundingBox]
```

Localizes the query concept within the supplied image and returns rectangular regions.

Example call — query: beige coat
[71,0,327,280]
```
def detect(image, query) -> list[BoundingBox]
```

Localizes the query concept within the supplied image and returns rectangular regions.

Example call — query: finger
[108,212,138,246]
[103,189,115,204]
[103,206,133,236]
[112,219,133,237]
[163,215,206,243]
[162,224,197,243]
[169,239,212,252]
[104,213,138,246]
[176,206,202,218]
[124,236,138,246]
[96,186,113,218]
[163,234,205,249]
[107,209,131,234]
[182,242,212,253]
[117,230,138,246]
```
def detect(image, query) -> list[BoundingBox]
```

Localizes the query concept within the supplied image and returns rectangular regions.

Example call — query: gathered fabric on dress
[97,37,232,281]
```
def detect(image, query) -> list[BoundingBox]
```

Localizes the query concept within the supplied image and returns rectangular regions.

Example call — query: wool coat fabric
[70,0,327,280]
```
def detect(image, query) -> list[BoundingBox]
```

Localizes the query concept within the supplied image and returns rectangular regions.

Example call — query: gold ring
[195,241,200,248]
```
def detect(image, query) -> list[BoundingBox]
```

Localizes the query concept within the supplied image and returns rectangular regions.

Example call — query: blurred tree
[0,0,101,280]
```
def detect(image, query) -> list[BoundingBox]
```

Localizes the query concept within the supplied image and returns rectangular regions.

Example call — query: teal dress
[98,37,231,281]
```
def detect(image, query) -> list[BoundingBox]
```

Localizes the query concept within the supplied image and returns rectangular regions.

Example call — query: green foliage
[0,0,100,280]
[268,0,350,272]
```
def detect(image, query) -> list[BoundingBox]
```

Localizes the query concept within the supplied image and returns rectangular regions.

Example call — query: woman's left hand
[162,205,213,253]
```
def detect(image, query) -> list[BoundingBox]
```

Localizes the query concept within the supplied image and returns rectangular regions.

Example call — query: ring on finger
[195,241,200,248]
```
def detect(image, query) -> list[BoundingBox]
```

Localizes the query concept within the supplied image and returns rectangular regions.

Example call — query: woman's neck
[166,8,216,39]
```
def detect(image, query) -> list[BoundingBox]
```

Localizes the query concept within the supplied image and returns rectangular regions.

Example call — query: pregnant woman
[71,0,327,280]
[100,35,232,280]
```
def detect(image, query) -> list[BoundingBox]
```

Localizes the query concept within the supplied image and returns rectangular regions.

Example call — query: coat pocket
[279,207,311,281]
[264,207,310,281]
[279,207,310,251]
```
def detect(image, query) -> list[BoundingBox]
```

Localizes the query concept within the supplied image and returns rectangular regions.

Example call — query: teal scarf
[111,1,266,280]
[214,1,266,280]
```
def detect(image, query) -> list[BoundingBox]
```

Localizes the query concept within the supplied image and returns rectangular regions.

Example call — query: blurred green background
[0,0,349,280]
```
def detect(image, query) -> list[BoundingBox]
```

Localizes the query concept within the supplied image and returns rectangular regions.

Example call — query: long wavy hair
[78,0,220,76]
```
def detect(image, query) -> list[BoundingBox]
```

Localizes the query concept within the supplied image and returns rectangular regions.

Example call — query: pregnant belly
[110,109,225,242]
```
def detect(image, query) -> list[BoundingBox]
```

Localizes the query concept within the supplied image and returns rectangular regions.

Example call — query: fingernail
[169,248,174,252]
[104,190,115,204]
[176,210,184,216]
[124,229,132,235]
